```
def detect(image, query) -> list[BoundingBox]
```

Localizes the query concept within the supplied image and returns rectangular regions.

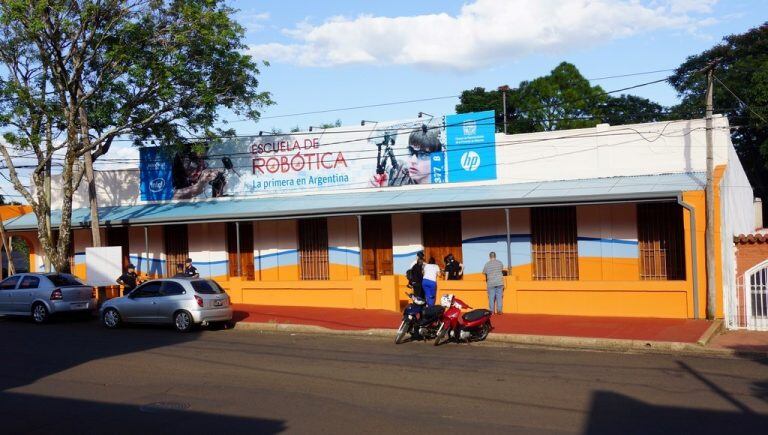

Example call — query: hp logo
[149,178,166,192]
[460,151,480,171]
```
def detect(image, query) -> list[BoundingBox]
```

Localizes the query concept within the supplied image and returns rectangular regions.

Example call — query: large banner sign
[139,111,496,201]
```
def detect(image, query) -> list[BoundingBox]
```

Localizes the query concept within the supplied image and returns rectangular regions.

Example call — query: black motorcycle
[394,292,445,344]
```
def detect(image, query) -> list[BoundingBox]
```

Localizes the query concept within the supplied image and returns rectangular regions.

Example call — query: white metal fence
[726,262,768,331]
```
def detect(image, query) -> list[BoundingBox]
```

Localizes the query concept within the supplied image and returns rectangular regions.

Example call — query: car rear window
[47,274,84,286]
[190,280,224,294]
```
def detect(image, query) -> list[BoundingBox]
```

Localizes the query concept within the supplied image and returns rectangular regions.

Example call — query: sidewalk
[230,304,753,355]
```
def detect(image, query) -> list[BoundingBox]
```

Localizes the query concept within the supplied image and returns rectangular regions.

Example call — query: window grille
[637,203,685,280]
[164,224,189,277]
[298,218,329,280]
[531,207,579,280]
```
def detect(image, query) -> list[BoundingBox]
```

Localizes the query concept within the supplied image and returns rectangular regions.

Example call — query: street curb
[696,319,724,346]
[232,320,768,359]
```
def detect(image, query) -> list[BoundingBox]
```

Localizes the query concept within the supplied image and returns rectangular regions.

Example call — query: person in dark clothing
[116,263,140,296]
[443,253,464,280]
[184,258,199,278]
[408,257,425,299]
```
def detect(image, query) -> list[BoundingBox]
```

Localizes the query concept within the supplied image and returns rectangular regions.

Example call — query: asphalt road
[1,316,767,435]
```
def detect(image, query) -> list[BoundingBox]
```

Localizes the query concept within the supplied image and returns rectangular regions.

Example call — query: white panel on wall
[128,225,165,276]
[328,216,359,269]
[392,213,422,275]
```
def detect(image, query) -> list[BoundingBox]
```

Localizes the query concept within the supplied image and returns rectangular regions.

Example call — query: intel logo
[460,151,480,171]
[149,178,166,192]
[462,120,477,136]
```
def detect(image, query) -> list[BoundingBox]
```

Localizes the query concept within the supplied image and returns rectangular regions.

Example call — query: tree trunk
[83,152,101,247]
[0,218,15,276]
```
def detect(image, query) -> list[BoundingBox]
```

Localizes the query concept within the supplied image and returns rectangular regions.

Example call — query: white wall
[188,222,229,278]
[128,226,165,277]
[51,117,735,210]
[721,143,756,328]
[392,213,422,275]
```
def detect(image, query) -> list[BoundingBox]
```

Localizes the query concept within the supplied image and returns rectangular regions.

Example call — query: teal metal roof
[3,172,705,231]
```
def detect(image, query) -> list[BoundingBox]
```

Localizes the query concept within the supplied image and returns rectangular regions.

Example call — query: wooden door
[361,215,394,279]
[164,224,189,277]
[421,212,463,269]
[227,222,255,280]
[106,226,130,270]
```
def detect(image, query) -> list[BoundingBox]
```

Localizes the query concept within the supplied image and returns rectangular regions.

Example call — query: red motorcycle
[434,294,492,346]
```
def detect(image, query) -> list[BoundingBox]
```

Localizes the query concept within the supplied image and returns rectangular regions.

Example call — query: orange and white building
[1,115,756,321]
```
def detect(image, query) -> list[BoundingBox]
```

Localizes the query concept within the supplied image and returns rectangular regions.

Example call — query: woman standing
[422,257,441,306]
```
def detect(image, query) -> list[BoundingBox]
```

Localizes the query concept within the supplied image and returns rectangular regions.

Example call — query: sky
[2,0,767,201]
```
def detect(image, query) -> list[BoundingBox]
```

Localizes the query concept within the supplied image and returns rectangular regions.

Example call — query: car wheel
[173,310,194,333]
[31,303,49,324]
[102,308,122,329]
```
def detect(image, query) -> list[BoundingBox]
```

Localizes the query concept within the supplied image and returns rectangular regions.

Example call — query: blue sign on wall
[139,147,173,201]
[445,110,497,183]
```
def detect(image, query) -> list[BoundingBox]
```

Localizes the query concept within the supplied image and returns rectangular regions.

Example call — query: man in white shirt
[422,257,440,306]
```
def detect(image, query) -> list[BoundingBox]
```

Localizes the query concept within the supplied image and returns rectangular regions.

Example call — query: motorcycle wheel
[395,320,409,344]
[433,322,448,346]
[473,320,492,342]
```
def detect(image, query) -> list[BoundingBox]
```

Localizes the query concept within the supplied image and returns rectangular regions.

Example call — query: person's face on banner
[407,146,432,184]
[182,153,205,184]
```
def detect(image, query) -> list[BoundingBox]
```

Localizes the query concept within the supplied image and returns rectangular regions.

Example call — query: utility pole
[44,113,53,272]
[498,85,510,134]
[702,59,719,320]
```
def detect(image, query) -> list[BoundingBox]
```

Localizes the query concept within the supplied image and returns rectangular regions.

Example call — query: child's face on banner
[407,146,432,183]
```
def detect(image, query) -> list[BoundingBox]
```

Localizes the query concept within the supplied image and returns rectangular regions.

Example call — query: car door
[120,281,162,322]
[157,281,188,323]
[0,276,21,312]
[12,275,40,314]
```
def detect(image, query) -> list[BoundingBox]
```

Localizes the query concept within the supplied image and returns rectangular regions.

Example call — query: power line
[587,69,675,81]
[713,75,768,124]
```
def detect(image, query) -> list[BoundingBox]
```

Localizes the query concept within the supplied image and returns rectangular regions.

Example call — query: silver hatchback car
[100,278,233,332]
[0,273,97,323]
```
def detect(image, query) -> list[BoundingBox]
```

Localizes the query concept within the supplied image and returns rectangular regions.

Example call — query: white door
[745,262,768,331]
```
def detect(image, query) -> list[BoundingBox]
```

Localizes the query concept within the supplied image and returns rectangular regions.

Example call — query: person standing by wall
[443,253,463,280]
[422,257,440,306]
[407,256,425,299]
[116,263,140,296]
[482,252,505,315]
[184,258,199,278]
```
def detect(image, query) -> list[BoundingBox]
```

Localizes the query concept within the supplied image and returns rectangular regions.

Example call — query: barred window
[164,224,189,277]
[531,207,579,280]
[298,218,329,280]
[637,203,685,280]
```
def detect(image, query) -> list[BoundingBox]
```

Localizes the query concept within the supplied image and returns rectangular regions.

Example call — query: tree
[596,94,668,126]
[0,1,272,273]
[668,23,768,207]
[456,62,675,133]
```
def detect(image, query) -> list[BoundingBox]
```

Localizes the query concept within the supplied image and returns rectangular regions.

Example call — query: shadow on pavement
[0,316,287,433]
[0,391,286,434]
[583,391,768,435]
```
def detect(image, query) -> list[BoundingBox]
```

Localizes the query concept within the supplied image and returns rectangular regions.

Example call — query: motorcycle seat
[462,309,492,322]
[422,305,445,319]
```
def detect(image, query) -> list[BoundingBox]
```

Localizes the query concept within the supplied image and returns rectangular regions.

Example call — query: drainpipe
[236,221,242,277]
[144,226,149,276]
[504,208,512,272]
[678,195,700,319]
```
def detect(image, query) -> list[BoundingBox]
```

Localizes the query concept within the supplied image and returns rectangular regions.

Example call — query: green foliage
[456,62,668,133]
[0,0,273,272]
[319,119,342,129]
[669,23,768,203]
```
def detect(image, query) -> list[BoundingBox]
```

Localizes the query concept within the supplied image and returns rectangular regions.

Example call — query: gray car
[100,278,233,332]
[0,273,97,323]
